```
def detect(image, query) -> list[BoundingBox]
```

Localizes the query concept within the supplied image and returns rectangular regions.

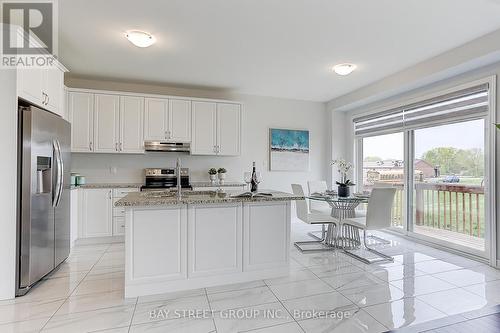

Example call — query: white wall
[67,78,329,193]
[0,68,18,300]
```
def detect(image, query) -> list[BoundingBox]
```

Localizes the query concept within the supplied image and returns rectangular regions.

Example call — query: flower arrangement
[208,168,217,175]
[331,159,355,187]
[217,168,227,174]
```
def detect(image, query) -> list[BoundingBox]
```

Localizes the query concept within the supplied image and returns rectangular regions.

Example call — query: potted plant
[331,159,355,197]
[217,168,227,183]
[208,168,217,183]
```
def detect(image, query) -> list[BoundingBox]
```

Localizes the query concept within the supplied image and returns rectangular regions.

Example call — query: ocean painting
[270,128,309,171]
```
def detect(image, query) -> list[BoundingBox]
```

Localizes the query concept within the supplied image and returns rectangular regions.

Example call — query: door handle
[52,140,64,207]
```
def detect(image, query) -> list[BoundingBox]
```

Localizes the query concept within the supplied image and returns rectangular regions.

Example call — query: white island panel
[244,202,290,271]
[127,206,187,284]
[188,203,242,278]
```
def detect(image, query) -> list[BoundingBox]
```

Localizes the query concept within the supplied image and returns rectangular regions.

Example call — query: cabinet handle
[115,143,118,151]
[119,142,122,151]
[109,190,112,199]
[89,141,93,151]
[42,92,46,105]
[47,94,50,105]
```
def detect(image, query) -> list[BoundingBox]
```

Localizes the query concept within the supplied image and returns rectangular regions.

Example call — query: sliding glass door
[361,132,405,229]
[411,119,486,254]
[354,81,492,259]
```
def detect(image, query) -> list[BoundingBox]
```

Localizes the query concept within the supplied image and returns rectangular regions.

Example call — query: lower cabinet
[243,202,290,271]
[127,206,188,281]
[78,188,139,239]
[79,189,113,238]
[187,203,242,278]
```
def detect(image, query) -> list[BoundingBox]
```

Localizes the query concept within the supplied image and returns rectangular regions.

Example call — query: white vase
[209,174,217,183]
[218,173,226,184]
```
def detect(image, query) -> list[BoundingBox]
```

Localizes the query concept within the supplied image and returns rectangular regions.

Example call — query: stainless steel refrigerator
[17,105,71,296]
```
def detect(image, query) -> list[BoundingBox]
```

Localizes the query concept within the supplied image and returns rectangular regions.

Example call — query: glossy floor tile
[2,221,498,332]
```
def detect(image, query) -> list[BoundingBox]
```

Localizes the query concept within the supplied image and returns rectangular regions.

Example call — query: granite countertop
[71,183,143,189]
[191,181,246,187]
[115,190,303,207]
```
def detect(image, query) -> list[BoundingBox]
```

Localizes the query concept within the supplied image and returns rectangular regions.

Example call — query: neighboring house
[363,159,434,185]
[415,159,437,178]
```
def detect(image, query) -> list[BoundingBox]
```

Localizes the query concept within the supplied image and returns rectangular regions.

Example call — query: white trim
[67,87,243,105]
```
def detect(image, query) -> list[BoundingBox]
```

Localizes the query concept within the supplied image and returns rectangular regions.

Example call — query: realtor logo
[1,0,57,67]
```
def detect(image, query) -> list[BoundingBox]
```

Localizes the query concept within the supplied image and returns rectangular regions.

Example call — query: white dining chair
[291,184,339,252]
[341,187,397,263]
[307,180,332,240]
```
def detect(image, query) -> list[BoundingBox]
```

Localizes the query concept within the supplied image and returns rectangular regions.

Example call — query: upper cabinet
[144,98,191,142]
[68,89,241,156]
[191,101,217,155]
[94,94,120,153]
[191,102,241,156]
[69,91,145,153]
[120,96,145,153]
[69,92,94,152]
[17,65,66,117]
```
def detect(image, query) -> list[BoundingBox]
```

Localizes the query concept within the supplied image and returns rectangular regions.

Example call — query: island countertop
[115,190,303,207]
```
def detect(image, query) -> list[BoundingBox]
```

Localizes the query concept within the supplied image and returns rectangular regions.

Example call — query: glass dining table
[306,194,370,249]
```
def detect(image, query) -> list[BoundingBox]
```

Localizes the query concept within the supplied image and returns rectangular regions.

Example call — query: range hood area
[144,141,191,152]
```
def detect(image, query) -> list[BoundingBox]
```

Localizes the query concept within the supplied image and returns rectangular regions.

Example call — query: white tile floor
[2,220,500,333]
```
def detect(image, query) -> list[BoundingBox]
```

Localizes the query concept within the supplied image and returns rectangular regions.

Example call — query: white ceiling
[59,0,500,102]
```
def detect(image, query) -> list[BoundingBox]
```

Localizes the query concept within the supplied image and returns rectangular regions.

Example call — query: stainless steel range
[140,168,191,191]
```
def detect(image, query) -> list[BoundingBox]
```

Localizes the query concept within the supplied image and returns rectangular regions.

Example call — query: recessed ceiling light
[332,63,356,76]
[125,31,156,48]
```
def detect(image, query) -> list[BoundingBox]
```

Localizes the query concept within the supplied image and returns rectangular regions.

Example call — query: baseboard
[74,236,124,246]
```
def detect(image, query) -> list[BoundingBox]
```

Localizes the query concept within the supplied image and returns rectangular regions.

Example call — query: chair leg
[343,228,394,264]
[294,224,336,253]
[363,230,394,262]
[307,224,326,241]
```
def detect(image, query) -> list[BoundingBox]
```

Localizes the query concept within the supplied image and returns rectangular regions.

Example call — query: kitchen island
[116,190,302,298]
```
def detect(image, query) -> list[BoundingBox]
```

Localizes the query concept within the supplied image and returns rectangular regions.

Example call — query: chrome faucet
[176,157,182,199]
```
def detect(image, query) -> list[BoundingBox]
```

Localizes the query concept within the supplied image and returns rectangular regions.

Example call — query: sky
[363,119,485,160]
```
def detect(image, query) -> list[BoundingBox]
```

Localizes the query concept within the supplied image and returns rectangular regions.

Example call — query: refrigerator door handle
[54,140,64,208]
[52,140,63,207]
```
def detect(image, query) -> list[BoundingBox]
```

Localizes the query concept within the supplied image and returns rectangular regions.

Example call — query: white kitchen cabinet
[169,99,191,142]
[17,65,66,116]
[188,204,242,278]
[45,67,64,116]
[94,94,120,153]
[191,101,241,156]
[80,189,113,238]
[120,96,144,153]
[243,202,290,271]
[112,188,139,236]
[144,98,168,141]
[126,206,187,282]
[217,103,241,156]
[144,98,191,142]
[191,101,217,155]
[17,67,44,107]
[69,92,94,152]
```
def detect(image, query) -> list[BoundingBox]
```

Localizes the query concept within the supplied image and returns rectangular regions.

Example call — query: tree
[421,147,484,177]
[364,156,383,162]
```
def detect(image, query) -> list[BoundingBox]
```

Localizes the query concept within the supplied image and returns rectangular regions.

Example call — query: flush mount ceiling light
[332,63,356,76]
[125,30,156,48]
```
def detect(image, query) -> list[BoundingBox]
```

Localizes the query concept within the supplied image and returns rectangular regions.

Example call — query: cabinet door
[243,202,290,271]
[44,67,64,116]
[94,94,120,153]
[144,98,168,141]
[81,189,113,238]
[168,99,191,142]
[17,67,44,107]
[127,207,187,281]
[69,92,94,152]
[120,96,144,153]
[191,101,217,155]
[188,204,242,278]
[217,103,241,156]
